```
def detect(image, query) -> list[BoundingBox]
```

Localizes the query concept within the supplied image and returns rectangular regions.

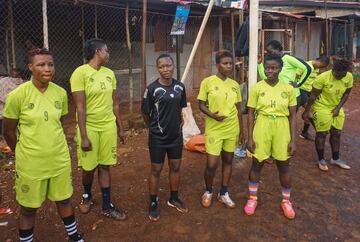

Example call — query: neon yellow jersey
[247,80,296,117]
[70,64,116,131]
[258,55,311,97]
[300,61,318,92]
[313,70,353,110]
[3,81,70,180]
[197,75,241,138]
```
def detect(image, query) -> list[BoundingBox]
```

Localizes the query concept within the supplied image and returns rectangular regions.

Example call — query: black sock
[332,151,340,160]
[170,191,179,201]
[206,186,213,193]
[150,195,158,204]
[19,228,34,242]
[220,185,228,196]
[302,123,310,134]
[316,148,324,161]
[62,214,82,241]
[101,187,111,210]
[83,184,92,198]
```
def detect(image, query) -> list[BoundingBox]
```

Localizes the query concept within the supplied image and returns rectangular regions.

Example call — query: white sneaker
[329,158,351,170]
[217,192,236,208]
[201,191,213,208]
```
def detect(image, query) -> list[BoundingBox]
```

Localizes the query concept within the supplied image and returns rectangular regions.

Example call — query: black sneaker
[148,201,160,222]
[167,198,189,213]
[102,204,127,221]
[69,234,85,242]
[299,132,314,141]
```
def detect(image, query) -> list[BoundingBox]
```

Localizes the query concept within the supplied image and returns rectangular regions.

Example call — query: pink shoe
[244,199,257,216]
[281,201,296,219]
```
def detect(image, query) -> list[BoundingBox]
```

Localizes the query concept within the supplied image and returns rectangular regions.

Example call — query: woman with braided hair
[302,58,353,171]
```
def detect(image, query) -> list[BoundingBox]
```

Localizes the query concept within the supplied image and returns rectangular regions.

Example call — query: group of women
[1,38,353,241]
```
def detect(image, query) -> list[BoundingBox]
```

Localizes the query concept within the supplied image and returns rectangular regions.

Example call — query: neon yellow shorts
[15,168,73,208]
[205,134,238,156]
[253,115,290,162]
[77,126,117,171]
[312,107,345,132]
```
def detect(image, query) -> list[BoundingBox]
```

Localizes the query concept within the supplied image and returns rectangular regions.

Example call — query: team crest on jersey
[106,76,112,83]
[281,92,288,99]
[214,86,219,91]
[21,184,30,193]
[89,77,95,83]
[231,87,237,93]
[54,101,61,109]
[260,92,265,97]
[28,103,35,110]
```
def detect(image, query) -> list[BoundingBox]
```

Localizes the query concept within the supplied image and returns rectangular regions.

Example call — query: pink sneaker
[281,201,295,219]
[244,199,257,216]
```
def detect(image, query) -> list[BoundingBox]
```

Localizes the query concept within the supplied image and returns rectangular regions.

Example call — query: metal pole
[42,0,49,49]
[126,2,134,115]
[325,19,329,55]
[181,0,215,83]
[344,21,347,58]
[239,9,244,84]
[94,6,98,38]
[248,0,259,89]
[307,17,311,60]
[231,11,236,78]
[8,0,16,68]
[176,36,181,80]
[81,6,86,64]
[141,0,147,91]
[5,29,10,72]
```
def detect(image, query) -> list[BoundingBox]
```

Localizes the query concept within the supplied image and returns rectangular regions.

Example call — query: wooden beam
[141,0,147,92]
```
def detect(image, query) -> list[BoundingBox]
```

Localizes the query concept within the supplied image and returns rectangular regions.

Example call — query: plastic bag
[182,102,201,144]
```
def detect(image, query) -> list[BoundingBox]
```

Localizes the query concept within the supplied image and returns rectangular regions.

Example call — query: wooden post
[307,17,311,60]
[42,0,49,49]
[126,2,134,115]
[94,6,98,38]
[248,0,259,89]
[181,0,215,83]
[218,17,223,50]
[141,0,147,91]
[231,11,236,78]
[8,0,16,68]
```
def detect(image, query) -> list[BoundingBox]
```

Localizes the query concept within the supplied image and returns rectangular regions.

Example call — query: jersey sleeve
[312,72,326,90]
[258,63,266,80]
[285,55,311,87]
[3,90,21,119]
[111,71,117,90]
[197,78,208,102]
[345,73,354,89]
[288,87,297,107]
[180,84,187,108]
[61,91,68,116]
[247,84,258,109]
[70,68,85,92]
[141,87,153,115]
[235,82,242,103]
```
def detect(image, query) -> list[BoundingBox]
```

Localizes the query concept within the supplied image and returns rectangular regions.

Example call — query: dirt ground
[1,83,360,242]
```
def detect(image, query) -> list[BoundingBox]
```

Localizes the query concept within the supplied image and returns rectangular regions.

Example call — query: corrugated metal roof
[260,0,360,9]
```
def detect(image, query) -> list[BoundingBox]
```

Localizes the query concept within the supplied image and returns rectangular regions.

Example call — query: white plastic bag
[182,102,201,144]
